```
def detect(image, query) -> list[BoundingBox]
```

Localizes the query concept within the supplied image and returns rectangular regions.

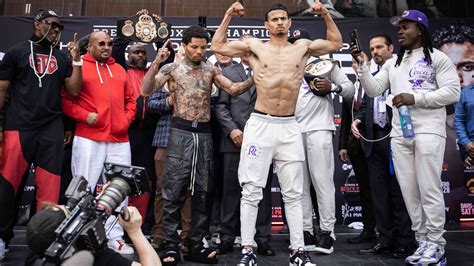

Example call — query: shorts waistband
[250,112,297,123]
[254,109,295,117]
[171,117,211,133]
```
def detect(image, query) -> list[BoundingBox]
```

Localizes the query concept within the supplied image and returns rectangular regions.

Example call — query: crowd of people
[0,1,470,266]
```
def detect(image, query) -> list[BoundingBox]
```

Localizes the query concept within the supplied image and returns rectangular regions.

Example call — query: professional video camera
[42,163,150,264]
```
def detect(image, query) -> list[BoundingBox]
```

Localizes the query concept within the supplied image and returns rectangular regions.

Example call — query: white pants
[239,114,305,249]
[301,130,336,238]
[391,134,446,246]
[71,136,131,241]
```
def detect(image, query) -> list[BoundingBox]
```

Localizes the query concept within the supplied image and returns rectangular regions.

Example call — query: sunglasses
[93,41,114,47]
[41,20,64,31]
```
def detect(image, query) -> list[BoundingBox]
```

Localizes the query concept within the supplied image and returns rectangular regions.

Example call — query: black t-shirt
[0,40,72,130]
[24,248,132,266]
[93,248,133,266]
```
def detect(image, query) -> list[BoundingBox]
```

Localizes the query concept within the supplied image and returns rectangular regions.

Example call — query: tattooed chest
[171,67,214,122]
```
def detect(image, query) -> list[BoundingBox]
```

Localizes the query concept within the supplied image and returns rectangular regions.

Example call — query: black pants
[220,152,272,245]
[0,119,63,243]
[348,139,375,232]
[162,126,214,247]
[367,127,414,247]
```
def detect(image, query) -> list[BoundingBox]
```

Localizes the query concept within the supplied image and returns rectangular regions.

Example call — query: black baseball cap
[26,208,65,255]
[34,9,59,21]
[289,28,311,43]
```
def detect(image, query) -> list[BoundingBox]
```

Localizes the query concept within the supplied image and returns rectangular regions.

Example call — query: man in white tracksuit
[292,28,355,255]
[352,10,460,265]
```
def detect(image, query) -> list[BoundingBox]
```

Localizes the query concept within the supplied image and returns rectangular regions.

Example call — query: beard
[276,32,285,36]
[133,59,147,69]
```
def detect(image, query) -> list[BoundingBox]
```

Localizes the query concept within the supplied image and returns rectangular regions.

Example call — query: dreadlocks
[395,22,433,67]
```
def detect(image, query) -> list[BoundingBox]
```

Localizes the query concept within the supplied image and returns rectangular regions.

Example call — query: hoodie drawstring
[190,132,199,195]
[95,61,114,84]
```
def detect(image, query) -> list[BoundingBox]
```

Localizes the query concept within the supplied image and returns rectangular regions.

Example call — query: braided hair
[395,22,433,67]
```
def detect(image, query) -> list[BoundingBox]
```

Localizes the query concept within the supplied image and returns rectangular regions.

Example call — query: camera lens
[96,178,131,215]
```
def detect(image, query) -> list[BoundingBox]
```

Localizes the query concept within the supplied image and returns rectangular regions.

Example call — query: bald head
[127,43,147,69]
[88,31,112,62]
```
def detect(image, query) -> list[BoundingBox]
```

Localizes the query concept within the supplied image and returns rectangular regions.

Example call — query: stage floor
[3,223,474,265]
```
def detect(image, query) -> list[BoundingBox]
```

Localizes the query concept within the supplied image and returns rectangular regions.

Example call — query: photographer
[25,205,160,266]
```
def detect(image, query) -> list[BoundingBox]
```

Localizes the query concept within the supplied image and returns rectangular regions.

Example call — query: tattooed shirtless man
[141,25,254,265]
[211,1,342,265]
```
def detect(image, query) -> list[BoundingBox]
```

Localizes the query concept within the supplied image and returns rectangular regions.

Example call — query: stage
[4,223,474,265]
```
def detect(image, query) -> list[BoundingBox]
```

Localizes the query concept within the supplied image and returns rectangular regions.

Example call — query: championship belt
[304,58,337,97]
[117,10,171,43]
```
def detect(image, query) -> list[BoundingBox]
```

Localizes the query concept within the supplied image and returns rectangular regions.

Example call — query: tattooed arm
[213,67,254,96]
[141,40,172,96]
[141,63,175,97]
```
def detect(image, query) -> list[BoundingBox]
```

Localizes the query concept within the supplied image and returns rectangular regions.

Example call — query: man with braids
[141,25,254,265]
[212,1,342,265]
[351,10,460,265]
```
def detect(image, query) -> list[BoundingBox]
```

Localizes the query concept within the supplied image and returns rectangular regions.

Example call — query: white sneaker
[405,240,427,264]
[418,242,445,264]
[108,239,134,255]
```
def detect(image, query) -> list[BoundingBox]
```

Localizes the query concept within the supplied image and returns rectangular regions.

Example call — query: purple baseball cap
[390,9,429,29]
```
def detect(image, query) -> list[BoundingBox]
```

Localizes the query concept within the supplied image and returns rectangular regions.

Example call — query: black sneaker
[314,230,334,254]
[238,248,257,266]
[289,248,316,266]
[303,231,318,251]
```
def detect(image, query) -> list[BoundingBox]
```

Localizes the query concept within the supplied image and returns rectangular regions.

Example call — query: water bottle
[0,238,5,261]
[398,106,415,138]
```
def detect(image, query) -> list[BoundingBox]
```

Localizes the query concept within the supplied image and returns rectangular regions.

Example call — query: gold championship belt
[117,10,171,43]
[304,58,339,96]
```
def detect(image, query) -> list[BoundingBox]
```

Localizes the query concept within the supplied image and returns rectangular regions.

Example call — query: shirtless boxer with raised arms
[211,1,342,265]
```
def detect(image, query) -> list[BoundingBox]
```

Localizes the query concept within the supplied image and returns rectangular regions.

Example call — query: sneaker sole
[313,246,334,254]
[415,256,447,266]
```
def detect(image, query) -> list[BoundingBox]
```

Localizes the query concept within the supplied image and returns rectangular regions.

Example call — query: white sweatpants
[301,130,336,238]
[71,136,131,241]
[239,113,305,250]
[391,134,446,246]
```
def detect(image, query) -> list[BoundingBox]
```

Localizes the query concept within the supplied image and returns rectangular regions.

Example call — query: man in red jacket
[62,31,136,255]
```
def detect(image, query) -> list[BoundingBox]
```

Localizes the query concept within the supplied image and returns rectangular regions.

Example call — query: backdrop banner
[1,16,472,224]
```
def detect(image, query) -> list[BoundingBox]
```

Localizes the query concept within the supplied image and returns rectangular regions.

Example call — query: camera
[42,163,150,264]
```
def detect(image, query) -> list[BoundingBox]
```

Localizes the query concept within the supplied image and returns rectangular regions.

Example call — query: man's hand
[351,119,362,139]
[67,33,81,62]
[226,1,244,17]
[315,78,332,95]
[349,44,368,66]
[229,129,243,147]
[119,206,142,235]
[167,94,174,107]
[392,93,415,108]
[86,112,98,126]
[153,39,171,65]
[339,149,348,162]
[465,142,474,157]
[309,0,328,15]
[64,131,73,145]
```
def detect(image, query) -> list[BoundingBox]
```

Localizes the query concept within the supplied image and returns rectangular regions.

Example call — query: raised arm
[307,0,343,56]
[211,2,251,57]
[64,33,83,97]
[141,40,172,97]
[213,67,254,96]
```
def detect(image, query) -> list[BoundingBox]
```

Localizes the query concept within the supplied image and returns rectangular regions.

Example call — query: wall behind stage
[1,16,473,224]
